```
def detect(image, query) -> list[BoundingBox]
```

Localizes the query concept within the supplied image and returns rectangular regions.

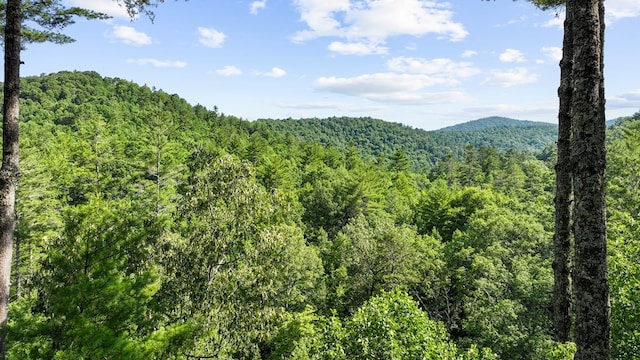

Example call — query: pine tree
[570,0,609,358]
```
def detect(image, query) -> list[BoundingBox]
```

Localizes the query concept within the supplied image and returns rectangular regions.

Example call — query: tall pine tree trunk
[0,0,22,357]
[553,0,574,343]
[570,0,610,358]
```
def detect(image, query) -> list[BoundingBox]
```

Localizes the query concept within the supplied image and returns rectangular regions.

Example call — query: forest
[254,116,558,171]
[2,70,639,359]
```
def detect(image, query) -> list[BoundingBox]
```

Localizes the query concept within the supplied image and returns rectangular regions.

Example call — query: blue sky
[18,0,640,130]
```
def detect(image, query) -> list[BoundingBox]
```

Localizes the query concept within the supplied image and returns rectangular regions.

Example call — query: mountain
[6,71,639,359]
[256,116,558,170]
[437,116,555,132]
[12,70,558,172]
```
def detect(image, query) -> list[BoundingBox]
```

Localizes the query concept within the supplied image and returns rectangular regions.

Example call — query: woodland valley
[2,70,639,359]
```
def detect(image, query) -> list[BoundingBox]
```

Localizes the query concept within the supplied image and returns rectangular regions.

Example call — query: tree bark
[570,0,610,358]
[552,0,574,343]
[0,0,22,357]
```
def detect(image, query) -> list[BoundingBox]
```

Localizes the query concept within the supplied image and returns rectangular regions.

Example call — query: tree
[606,119,640,357]
[498,0,573,345]
[343,289,463,360]
[325,213,442,315]
[455,204,555,359]
[552,0,574,344]
[6,198,183,359]
[569,0,609,358]
[160,153,322,358]
[0,1,174,357]
[608,215,640,359]
[137,107,188,217]
[389,149,410,173]
[525,1,609,353]
[0,3,22,356]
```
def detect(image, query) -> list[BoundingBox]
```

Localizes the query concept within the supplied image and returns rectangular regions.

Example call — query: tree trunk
[570,0,610,358]
[0,0,22,357]
[552,0,574,343]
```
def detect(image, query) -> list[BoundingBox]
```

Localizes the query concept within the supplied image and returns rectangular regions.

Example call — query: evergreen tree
[0,2,180,355]
[570,0,609,358]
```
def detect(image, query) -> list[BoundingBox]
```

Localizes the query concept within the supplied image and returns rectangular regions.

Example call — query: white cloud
[482,68,539,87]
[66,0,131,19]
[292,0,467,45]
[538,1,640,28]
[291,0,350,41]
[462,50,478,58]
[216,65,243,76]
[507,15,528,26]
[316,73,446,93]
[404,42,418,51]
[607,91,640,109]
[314,72,472,105]
[198,27,226,48]
[328,41,387,55]
[313,55,480,105]
[263,67,287,78]
[540,1,640,29]
[541,11,564,29]
[110,25,152,45]
[499,49,526,63]
[607,0,640,22]
[386,57,480,79]
[541,46,562,63]
[365,91,472,105]
[250,0,267,14]
[126,58,187,68]
[278,101,385,112]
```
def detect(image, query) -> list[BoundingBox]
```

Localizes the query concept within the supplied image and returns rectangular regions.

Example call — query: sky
[17,0,640,130]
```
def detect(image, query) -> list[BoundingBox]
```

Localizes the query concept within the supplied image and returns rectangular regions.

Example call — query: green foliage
[271,290,497,360]
[607,117,640,216]
[528,0,565,11]
[299,163,390,240]
[440,202,555,359]
[343,289,461,360]
[609,215,640,359]
[323,213,444,315]
[0,0,109,45]
[131,106,191,219]
[607,116,640,359]
[268,306,337,360]
[8,71,640,359]
[256,116,557,170]
[160,153,322,358]
[413,180,496,241]
[8,199,186,359]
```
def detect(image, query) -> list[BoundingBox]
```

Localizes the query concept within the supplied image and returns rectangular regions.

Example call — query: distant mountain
[437,116,556,132]
[607,118,627,127]
[256,116,559,170]
[14,70,559,173]
[12,70,632,175]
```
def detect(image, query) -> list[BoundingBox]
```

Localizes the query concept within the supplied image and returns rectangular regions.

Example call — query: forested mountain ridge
[255,116,558,170]
[437,116,554,131]
[1,70,638,359]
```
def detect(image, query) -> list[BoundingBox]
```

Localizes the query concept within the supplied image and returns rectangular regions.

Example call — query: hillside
[437,116,555,131]
[256,116,558,169]
[15,69,558,173]
[1,70,639,359]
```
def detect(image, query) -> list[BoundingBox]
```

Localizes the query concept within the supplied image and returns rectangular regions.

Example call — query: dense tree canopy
[0,2,186,357]
[0,71,637,359]
[256,116,558,171]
